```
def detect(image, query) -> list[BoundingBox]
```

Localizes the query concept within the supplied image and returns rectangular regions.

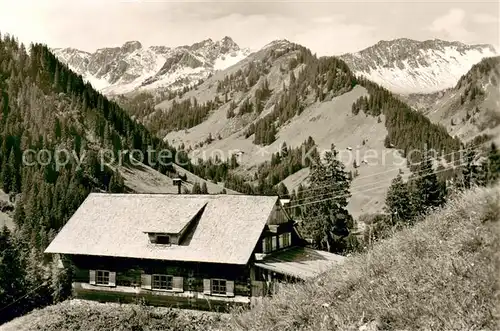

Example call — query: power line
[285,142,487,198]
[288,159,468,208]
[0,281,49,315]
[285,147,484,205]
[283,161,469,210]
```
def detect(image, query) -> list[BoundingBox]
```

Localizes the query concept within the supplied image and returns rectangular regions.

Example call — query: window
[263,236,277,253]
[271,236,277,251]
[279,232,291,248]
[156,235,171,245]
[152,274,173,290]
[211,279,227,295]
[96,270,110,285]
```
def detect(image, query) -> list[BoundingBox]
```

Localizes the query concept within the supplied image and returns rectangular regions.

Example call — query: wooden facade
[58,201,301,311]
[46,194,344,312]
[66,255,253,312]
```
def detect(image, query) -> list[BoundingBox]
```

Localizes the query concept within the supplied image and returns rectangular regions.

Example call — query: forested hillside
[402,56,500,144]
[139,40,470,218]
[0,33,199,324]
[430,56,500,142]
[352,77,462,163]
[1,32,496,326]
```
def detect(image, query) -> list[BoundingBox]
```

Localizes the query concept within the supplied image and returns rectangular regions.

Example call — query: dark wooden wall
[69,255,251,297]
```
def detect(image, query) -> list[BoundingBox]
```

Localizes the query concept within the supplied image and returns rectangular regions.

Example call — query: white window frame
[271,236,277,251]
[211,279,227,296]
[279,232,291,248]
[262,237,274,253]
[96,270,110,285]
[152,274,174,291]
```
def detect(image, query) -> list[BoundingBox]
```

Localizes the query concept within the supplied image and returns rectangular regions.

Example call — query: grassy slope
[117,163,237,194]
[4,185,498,331]
[224,185,500,331]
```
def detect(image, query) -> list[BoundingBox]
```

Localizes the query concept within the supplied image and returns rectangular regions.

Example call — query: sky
[0,0,498,56]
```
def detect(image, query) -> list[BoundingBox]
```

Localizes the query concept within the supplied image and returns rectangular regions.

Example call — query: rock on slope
[340,38,497,94]
[53,37,251,96]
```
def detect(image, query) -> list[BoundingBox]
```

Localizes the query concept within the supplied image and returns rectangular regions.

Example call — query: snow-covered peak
[53,36,251,96]
[262,39,293,50]
[121,40,143,53]
[340,38,498,94]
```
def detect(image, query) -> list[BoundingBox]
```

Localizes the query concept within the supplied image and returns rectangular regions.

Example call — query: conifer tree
[1,150,12,193]
[201,182,208,194]
[408,149,446,214]
[485,142,500,184]
[192,182,202,194]
[385,174,413,224]
[302,144,354,253]
[277,182,289,199]
[50,255,71,304]
[0,226,27,324]
[108,172,125,193]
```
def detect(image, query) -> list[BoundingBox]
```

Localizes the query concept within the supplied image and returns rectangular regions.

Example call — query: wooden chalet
[44,193,345,311]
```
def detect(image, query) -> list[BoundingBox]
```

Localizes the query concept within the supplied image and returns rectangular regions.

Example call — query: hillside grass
[0,299,227,331]
[224,185,500,331]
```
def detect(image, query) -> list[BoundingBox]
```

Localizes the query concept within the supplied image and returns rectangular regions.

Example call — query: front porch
[254,246,346,281]
[72,282,250,312]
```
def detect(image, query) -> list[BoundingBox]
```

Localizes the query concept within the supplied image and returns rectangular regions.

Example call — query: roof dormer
[143,199,208,246]
[148,233,176,245]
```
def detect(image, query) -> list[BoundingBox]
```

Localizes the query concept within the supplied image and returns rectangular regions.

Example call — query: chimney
[280,198,290,207]
[172,178,182,194]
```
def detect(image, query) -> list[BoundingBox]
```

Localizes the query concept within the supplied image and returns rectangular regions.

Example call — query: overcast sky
[0,0,498,55]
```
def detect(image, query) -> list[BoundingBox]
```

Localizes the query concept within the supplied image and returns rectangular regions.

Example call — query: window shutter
[203,279,211,295]
[173,276,184,292]
[271,236,277,251]
[141,274,152,290]
[287,232,292,246]
[89,270,96,285]
[109,271,116,287]
[226,280,234,297]
[262,238,267,253]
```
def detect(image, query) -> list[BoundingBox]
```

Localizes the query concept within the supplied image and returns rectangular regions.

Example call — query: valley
[52,37,500,220]
[0,23,499,330]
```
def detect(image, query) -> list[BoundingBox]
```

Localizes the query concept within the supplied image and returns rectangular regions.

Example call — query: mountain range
[54,37,497,97]
[339,38,497,94]
[1,28,500,329]
[52,36,251,96]
[48,37,500,219]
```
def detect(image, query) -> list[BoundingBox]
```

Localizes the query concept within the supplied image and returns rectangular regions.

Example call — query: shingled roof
[45,193,280,265]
